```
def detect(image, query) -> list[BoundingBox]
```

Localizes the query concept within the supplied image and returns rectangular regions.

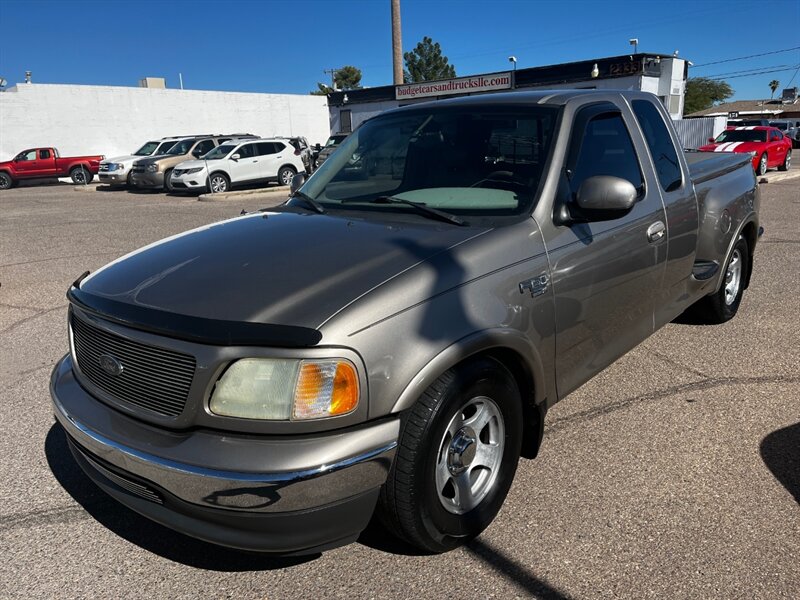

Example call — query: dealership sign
[396,72,513,100]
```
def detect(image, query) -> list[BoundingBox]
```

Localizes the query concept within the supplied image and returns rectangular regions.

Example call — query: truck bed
[684,150,753,185]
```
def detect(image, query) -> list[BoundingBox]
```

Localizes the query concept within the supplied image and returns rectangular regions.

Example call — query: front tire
[756,153,768,176]
[163,169,175,192]
[778,150,791,171]
[0,172,14,190]
[278,165,296,187]
[378,356,523,553]
[207,172,230,194]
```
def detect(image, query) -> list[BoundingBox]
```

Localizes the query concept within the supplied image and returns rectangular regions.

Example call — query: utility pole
[391,0,403,85]
[323,68,339,90]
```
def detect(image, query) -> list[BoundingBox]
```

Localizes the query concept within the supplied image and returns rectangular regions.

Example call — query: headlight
[209,358,359,421]
[186,167,203,174]
[146,164,159,173]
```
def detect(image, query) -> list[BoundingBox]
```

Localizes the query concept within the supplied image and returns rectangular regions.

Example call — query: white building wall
[0,83,330,161]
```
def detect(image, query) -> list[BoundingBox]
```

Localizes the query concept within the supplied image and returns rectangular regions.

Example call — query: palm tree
[769,80,780,99]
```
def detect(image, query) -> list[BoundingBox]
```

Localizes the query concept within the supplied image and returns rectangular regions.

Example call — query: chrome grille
[99,163,109,172]
[70,313,195,417]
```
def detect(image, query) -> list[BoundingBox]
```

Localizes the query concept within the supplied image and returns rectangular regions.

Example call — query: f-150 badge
[519,274,549,297]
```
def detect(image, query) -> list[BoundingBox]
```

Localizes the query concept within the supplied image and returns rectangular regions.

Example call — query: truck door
[629,98,698,328]
[542,102,667,398]
[12,149,38,176]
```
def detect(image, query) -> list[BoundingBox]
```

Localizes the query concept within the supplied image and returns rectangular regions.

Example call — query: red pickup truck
[0,147,105,189]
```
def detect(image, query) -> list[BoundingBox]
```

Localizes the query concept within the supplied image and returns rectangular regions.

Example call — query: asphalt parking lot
[1,177,798,599]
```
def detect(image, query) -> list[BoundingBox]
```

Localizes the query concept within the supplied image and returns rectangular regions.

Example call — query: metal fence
[672,116,727,150]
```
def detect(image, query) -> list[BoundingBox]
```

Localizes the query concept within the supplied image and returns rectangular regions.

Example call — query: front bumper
[129,171,165,189]
[170,173,207,190]
[98,172,128,184]
[50,355,399,553]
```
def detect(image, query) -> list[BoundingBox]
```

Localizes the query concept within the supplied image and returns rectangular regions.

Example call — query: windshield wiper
[342,195,466,226]
[290,191,326,214]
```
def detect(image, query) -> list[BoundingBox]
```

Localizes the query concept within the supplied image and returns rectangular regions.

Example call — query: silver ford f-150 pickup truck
[51,90,761,555]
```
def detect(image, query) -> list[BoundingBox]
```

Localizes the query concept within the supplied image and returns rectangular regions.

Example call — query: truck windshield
[303,105,559,217]
[166,140,194,155]
[202,144,236,160]
[715,130,768,143]
[134,141,160,156]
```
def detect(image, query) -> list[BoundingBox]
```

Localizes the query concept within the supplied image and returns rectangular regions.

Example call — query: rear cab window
[631,99,682,192]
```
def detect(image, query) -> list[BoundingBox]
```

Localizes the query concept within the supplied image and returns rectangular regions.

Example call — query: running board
[692,260,719,281]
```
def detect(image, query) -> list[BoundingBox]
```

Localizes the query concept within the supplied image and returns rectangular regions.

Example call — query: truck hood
[103,154,140,165]
[78,210,488,332]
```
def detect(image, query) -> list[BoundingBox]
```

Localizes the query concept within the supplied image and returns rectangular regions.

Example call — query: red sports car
[699,126,792,175]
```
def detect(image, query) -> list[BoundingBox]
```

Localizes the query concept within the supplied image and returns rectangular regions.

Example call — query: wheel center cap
[448,427,477,475]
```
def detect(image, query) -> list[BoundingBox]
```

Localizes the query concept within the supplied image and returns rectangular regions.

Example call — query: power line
[708,65,800,80]
[693,46,800,68]
[703,63,794,78]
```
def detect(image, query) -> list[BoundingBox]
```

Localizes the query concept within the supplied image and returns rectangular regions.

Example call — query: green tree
[403,36,456,83]
[310,65,363,95]
[683,77,734,115]
[769,79,780,99]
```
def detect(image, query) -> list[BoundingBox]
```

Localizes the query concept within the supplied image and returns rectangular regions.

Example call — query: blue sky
[1,0,798,100]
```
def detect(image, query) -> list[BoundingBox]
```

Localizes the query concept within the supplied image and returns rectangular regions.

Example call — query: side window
[567,110,643,197]
[18,150,37,161]
[771,131,782,141]
[39,149,51,160]
[254,142,276,156]
[193,140,215,157]
[631,99,682,192]
[272,142,286,154]
[237,144,255,158]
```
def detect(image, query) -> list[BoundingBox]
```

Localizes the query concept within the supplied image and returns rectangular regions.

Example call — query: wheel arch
[391,329,548,460]
[713,215,758,294]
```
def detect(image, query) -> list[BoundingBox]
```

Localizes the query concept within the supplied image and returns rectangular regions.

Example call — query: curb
[197,185,290,202]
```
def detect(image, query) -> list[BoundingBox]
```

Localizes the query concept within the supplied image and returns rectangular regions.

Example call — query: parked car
[52,90,761,556]
[130,134,257,191]
[770,120,800,148]
[170,138,306,193]
[699,126,792,175]
[276,136,314,174]
[0,147,103,189]
[314,133,349,168]
[98,137,182,186]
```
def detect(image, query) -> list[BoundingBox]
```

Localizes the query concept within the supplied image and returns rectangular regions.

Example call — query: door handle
[647,221,666,243]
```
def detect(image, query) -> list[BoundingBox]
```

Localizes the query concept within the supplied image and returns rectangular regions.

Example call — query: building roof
[687,98,799,117]
[329,53,683,107]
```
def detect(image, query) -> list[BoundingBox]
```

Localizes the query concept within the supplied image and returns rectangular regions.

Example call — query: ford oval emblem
[98,354,124,377]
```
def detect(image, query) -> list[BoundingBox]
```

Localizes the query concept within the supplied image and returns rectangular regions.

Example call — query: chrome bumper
[50,355,398,514]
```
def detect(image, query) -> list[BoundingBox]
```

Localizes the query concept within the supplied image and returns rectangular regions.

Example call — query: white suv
[98,137,182,186]
[170,138,306,193]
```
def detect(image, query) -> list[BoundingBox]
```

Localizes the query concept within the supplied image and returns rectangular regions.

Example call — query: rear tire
[685,236,749,324]
[278,165,296,187]
[378,356,523,553]
[778,150,791,171]
[0,172,14,190]
[756,153,768,176]
[70,166,89,184]
[207,172,230,194]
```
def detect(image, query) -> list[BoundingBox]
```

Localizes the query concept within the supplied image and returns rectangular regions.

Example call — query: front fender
[391,328,547,413]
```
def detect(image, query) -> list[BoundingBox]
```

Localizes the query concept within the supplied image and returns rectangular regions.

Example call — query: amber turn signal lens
[293,360,359,420]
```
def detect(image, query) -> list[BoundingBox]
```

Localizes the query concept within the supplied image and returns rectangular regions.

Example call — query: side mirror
[230,153,240,161]
[315,143,322,151]
[708,137,715,143]
[290,172,306,194]
[576,176,637,213]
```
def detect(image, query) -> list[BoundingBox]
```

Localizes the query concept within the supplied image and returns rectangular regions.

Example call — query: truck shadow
[44,424,317,571]
[760,422,800,504]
